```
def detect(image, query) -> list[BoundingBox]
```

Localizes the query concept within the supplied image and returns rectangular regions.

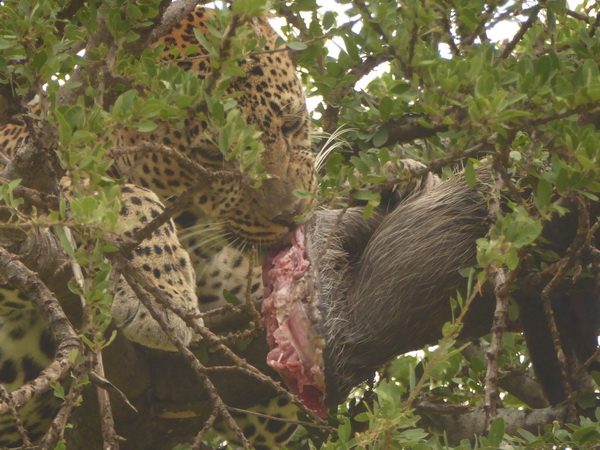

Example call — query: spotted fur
[0,7,313,447]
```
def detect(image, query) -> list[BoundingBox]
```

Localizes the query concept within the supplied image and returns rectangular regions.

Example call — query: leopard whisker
[315,126,354,172]
[177,221,228,240]
[185,233,230,254]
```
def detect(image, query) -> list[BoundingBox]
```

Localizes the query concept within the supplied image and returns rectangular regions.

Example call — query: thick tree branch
[422,405,568,445]
[498,370,549,409]
[0,247,82,414]
[365,114,448,149]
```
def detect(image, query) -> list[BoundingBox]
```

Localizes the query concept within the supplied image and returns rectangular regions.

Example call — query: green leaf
[287,41,307,51]
[350,156,370,175]
[323,11,335,29]
[287,41,307,50]
[32,50,48,71]
[80,197,98,217]
[126,4,142,20]
[341,34,359,61]
[353,412,369,422]
[117,90,137,112]
[136,121,158,133]
[488,418,505,446]
[222,289,241,306]
[352,190,379,201]
[50,381,65,400]
[512,220,542,248]
[232,0,269,17]
[475,73,494,97]
[379,96,393,119]
[68,349,79,364]
[464,160,476,188]
[55,227,75,259]
[337,417,351,443]
[535,178,552,210]
[372,127,388,147]
[53,110,73,145]
[581,59,600,87]
[126,31,140,43]
[572,426,600,444]
[505,247,519,270]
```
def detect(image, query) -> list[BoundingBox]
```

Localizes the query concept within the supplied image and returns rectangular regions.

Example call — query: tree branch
[0,247,82,414]
[539,197,591,422]
[422,405,568,445]
[484,268,510,428]
[500,4,542,59]
[118,260,251,448]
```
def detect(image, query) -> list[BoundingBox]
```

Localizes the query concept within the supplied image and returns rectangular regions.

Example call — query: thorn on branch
[89,370,138,414]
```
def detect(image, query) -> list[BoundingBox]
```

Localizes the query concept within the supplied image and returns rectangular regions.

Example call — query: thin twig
[539,196,590,422]
[461,1,498,47]
[566,9,591,23]
[0,384,31,447]
[95,353,121,450]
[590,11,600,38]
[413,400,474,415]
[440,12,461,57]
[118,259,251,448]
[500,4,542,59]
[577,345,600,376]
[112,144,243,256]
[228,406,337,432]
[244,246,261,324]
[109,143,242,184]
[116,254,324,425]
[191,410,218,450]
[484,267,511,429]
[38,359,95,448]
[89,371,138,413]
[406,277,485,408]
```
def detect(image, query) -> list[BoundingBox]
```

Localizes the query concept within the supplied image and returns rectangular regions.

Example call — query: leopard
[0,6,314,448]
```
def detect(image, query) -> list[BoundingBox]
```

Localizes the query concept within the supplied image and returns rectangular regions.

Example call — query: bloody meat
[262,226,327,417]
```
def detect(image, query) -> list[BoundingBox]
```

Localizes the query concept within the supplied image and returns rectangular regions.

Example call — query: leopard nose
[271,212,296,227]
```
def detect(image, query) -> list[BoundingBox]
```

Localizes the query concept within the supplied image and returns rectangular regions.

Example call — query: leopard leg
[111,185,202,351]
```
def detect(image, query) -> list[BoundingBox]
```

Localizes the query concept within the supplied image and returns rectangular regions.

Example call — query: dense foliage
[0,0,599,448]
[284,0,600,447]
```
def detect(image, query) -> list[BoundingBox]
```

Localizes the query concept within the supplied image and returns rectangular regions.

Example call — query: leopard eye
[281,116,304,135]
